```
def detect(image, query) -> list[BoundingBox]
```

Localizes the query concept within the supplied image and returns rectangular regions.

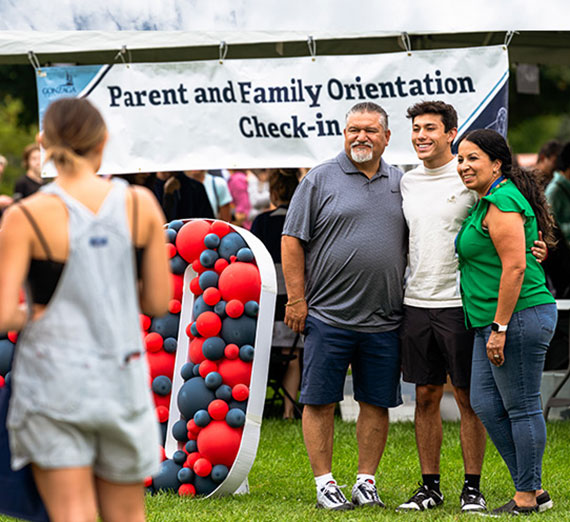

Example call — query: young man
[282,102,406,510]
[397,101,487,513]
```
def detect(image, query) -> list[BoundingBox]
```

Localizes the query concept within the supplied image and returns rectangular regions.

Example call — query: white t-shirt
[400,157,478,308]
[204,173,233,216]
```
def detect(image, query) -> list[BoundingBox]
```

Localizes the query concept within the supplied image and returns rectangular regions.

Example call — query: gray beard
[350,148,373,163]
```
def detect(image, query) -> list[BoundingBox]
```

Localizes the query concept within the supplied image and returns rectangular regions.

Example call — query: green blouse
[456,179,554,327]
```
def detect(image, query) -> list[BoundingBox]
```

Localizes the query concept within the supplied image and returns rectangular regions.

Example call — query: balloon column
[147,219,276,498]
[0,331,17,389]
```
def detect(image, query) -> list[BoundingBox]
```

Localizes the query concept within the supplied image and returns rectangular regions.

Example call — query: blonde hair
[42,98,107,168]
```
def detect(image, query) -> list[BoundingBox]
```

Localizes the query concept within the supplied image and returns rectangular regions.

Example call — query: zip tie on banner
[114,45,132,66]
[219,41,228,64]
[503,31,517,49]
[307,35,316,62]
[27,51,46,77]
[400,32,412,56]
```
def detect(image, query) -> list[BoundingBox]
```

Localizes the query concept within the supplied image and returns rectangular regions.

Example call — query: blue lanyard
[485,176,505,196]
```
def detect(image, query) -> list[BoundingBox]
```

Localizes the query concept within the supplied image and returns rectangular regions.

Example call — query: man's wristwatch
[491,322,508,333]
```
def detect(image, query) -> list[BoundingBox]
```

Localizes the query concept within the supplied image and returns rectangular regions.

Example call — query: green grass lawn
[2,419,570,521]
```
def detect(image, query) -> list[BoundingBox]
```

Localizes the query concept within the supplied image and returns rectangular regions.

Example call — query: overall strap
[17,203,54,261]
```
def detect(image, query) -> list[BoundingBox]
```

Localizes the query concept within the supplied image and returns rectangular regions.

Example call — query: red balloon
[211,221,231,238]
[0,376,5,388]
[214,258,229,274]
[192,259,207,274]
[140,314,151,331]
[153,393,170,410]
[199,360,218,378]
[185,323,194,339]
[165,243,176,259]
[202,287,221,306]
[145,332,163,352]
[155,405,169,423]
[197,421,242,468]
[194,457,213,477]
[168,299,181,314]
[187,420,202,436]
[218,358,252,388]
[176,220,212,263]
[178,484,196,497]
[185,451,202,469]
[190,276,203,296]
[146,350,176,380]
[225,299,244,319]
[189,338,206,364]
[232,384,250,402]
[7,331,18,343]
[208,399,229,421]
[159,445,167,462]
[224,344,239,360]
[196,312,222,338]
[171,273,183,301]
[144,476,153,487]
[218,262,261,303]
[230,255,237,263]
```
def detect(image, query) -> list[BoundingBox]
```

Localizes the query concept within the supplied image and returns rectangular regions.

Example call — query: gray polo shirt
[283,151,407,332]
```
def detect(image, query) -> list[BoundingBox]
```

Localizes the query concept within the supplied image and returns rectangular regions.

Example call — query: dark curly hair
[406,101,458,132]
[459,129,556,248]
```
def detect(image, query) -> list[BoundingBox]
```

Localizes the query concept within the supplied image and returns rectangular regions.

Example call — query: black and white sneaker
[536,490,553,512]
[396,483,444,511]
[316,481,354,511]
[351,480,385,507]
[492,499,538,515]
[460,486,487,512]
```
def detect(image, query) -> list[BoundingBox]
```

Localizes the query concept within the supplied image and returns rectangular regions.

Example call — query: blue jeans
[470,303,557,492]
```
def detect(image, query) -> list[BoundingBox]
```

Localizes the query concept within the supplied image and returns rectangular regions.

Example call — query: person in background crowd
[13,144,44,200]
[227,169,251,228]
[185,170,233,221]
[282,102,406,511]
[155,171,214,222]
[545,141,570,246]
[251,168,302,420]
[0,97,171,522]
[248,169,271,223]
[456,129,557,516]
[0,155,13,218]
[535,140,562,189]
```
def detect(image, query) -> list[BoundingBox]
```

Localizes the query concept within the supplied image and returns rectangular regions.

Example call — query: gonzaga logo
[42,72,77,96]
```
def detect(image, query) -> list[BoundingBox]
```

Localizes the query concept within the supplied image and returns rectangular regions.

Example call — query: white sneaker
[351,480,385,507]
[316,481,354,511]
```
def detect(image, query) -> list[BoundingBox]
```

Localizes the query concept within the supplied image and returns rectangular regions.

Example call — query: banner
[36,45,509,174]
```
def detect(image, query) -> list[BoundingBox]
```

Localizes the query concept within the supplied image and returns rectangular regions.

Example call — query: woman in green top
[455,129,557,515]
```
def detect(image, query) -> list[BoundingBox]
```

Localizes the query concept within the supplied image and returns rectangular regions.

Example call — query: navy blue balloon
[190,322,199,337]
[192,363,201,376]
[214,301,227,318]
[4,371,11,386]
[150,312,180,339]
[218,232,247,261]
[172,419,189,442]
[163,337,178,353]
[193,409,211,427]
[236,247,254,263]
[185,440,198,454]
[205,371,223,390]
[152,375,172,396]
[170,254,188,275]
[200,249,219,268]
[202,337,225,361]
[168,219,185,231]
[193,296,214,318]
[172,450,187,465]
[226,408,246,428]
[194,475,218,496]
[221,315,257,346]
[153,459,182,492]
[199,270,219,291]
[0,339,14,377]
[204,233,221,249]
[229,399,248,413]
[239,344,255,362]
[165,228,177,244]
[177,377,216,420]
[244,301,259,318]
[181,362,195,381]
[211,464,229,483]
[215,384,233,402]
[177,467,194,484]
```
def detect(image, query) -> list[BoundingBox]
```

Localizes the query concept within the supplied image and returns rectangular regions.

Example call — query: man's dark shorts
[299,315,402,408]
[400,305,474,388]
